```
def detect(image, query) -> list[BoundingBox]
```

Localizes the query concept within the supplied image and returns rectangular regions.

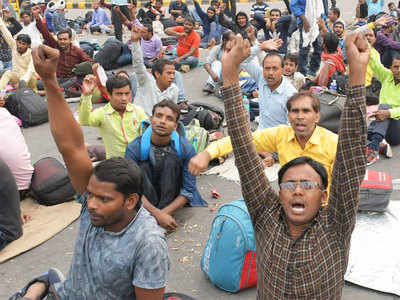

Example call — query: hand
[374,14,392,27]
[179,32,187,38]
[271,20,277,28]
[302,17,311,33]
[156,211,178,230]
[32,45,59,80]
[131,25,141,42]
[245,25,256,41]
[20,211,31,225]
[317,17,325,29]
[259,152,275,167]
[32,5,41,19]
[82,75,97,96]
[208,38,216,49]
[188,151,211,176]
[265,17,271,28]
[373,110,391,121]
[173,57,182,64]
[211,74,220,83]
[346,32,370,85]
[260,37,283,51]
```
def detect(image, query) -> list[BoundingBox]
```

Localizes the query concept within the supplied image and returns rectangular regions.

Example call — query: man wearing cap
[374,18,400,67]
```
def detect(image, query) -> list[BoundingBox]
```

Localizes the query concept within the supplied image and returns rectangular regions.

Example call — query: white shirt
[131,41,179,116]
[19,21,43,48]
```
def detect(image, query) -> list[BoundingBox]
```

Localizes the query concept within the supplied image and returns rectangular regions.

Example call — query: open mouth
[291,203,305,213]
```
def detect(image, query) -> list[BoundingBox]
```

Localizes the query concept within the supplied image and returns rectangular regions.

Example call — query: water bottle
[243,95,250,112]
[330,79,337,92]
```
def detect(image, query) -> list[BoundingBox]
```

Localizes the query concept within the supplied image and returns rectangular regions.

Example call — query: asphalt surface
[1,1,400,299]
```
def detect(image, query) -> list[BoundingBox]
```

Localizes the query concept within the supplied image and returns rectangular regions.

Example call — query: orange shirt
[173,26,200,58]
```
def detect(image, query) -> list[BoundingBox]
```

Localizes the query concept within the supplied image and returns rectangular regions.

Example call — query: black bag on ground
[181,102,224,131]
[94,39,123,70]
[317,91,345,134]
[366,77,381,105]
[9,81,48,127]
[79,41,95,58]
[328,71,348,95]
[30,157,76,206]
[84,11,93,24]
[359,170,392,212]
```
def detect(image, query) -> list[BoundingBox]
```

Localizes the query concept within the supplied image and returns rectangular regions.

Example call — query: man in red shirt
[164,16,200,71]
[32,5,93,91]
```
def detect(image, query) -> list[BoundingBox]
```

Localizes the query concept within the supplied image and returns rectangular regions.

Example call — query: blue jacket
[194,1,221,39]
[45,10,54,32]
[125,125,207,207]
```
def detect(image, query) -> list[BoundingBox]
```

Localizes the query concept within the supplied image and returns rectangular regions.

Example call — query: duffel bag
[201,199,257,292]
[181,102,224,131]
[30,157,76,206]
[317,91,345,134]
[359,170,392,212]
[184,119,209,153]
[94,38,123,70]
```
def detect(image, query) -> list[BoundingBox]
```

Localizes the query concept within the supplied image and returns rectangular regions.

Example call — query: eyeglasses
[279,180,322,191]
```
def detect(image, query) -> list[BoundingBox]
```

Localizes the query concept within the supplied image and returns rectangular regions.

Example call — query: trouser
[37,77,77,91]
[189,8,202,24]
[90,24,111,33]
[111,4,131,41]
[0,70,37,90]
[200,22,221,48]
[114,43,132,68]
[368,104,400,150]
[298,25,322,75]
[206,60,222,87]
[167,55,199,69]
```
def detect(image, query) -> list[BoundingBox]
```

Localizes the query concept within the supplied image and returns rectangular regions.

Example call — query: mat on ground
[0,198,81,264]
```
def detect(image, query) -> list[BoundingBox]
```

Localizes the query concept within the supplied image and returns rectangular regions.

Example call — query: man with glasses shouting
[219,31,369,299]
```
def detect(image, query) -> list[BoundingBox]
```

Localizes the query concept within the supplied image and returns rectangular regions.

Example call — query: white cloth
[302,0,324,47]
[19,21,43,47]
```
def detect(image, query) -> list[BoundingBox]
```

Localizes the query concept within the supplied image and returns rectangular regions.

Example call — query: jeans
[37,77,77,91]
[298,24,322,75]
[111,4,130,41]
[167,55,199,69]
[200,22,221,48]
[189,7,202,24]
[368,104,400,149]
[114,44,132,68]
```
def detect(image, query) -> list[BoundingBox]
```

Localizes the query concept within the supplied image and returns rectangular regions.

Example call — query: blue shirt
[52,10,68,33]
[366,0,384,17]
[194,1,221,39]
[45,10,54,32]
[90,7,111,27]
[54,194,169,299]
[111,0,128,5]
[242,46,297,129]
[290,0,306,24]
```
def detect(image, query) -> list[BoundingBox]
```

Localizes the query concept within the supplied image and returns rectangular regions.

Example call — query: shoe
[180,64,190,73]
[48,267,65,285]
[366,146,379,166]
[379,141,392,158]
[202,83,214,94]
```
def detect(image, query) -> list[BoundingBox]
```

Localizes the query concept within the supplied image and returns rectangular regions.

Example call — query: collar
[270,76,286,94]
[104,102,135,115]
[286,125,321,145]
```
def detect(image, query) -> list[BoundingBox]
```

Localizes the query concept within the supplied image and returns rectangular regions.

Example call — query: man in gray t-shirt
[11,45,170,300]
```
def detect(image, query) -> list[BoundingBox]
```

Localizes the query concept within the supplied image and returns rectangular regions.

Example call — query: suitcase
[359,170,392,212]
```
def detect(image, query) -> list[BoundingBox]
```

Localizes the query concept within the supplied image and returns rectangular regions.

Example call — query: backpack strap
[140,125,182,160]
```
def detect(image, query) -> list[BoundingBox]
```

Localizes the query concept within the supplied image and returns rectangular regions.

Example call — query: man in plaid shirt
[220,32,368,299]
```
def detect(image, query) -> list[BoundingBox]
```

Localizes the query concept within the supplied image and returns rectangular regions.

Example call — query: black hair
[392,54,400,65]
[322,32,339,53]
[278,156,328,190]
[207,6,216,15]
[144,23,153,34]
[57,28,72,38]
[106,75,131,94]
[210,0,219,7]
[286,91,320,113]
[20,10,32,18]
[389,2,395,7]
[92,157,143,210]
[184,16,195,25]
[151,58,174,77]
[330,7,340,18]
[235,11,248,24]
[152,99,181,122]
[262,51,284,68]
[284,53,298,65]
[16,34,31,45]
[116,70,129,77]
[270,8,281,16]
[333,20,345,28]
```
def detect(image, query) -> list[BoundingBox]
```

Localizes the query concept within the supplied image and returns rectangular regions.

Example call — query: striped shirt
[250,2,269,15]
[221,83,367,299]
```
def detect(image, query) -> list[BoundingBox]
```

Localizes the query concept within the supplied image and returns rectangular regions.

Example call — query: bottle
[330,79,337,92]
[243,95,250,112]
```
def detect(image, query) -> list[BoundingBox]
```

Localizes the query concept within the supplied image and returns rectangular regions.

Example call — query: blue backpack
[201,199,257,292]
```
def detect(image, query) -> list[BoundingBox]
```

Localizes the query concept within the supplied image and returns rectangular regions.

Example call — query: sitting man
[315,32,345,87]
[168,0,189,21]
[193,0,221,48]
[32,5,93,91]
[18,11,42,47]
[189,91,338,194]
[365,53,400,165]
[11,44,169,300]
[89,0,112,34]
[283,53,306,91]
[374,19,400,68]
[131,25,179,116]
[0,18,37,90]
[217,31,368,300]
[333,20,346,63]
[164,16,200,71]
[125,100,206,230]
[79,74,148,159]
[140,24,163,68]
[250,0,269,34]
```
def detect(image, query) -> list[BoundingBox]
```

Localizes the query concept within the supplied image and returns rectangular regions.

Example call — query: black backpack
[181,102,224,131]
[328,71,348,95]
[94,39,124,70]
[30,157,76,206]
[7,81,48,127]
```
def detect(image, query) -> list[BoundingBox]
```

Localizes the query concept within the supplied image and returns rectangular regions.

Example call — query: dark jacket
[218,11,249,38]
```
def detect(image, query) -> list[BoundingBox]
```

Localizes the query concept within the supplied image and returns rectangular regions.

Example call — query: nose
[293,183,304,195]
[87,196,99,211]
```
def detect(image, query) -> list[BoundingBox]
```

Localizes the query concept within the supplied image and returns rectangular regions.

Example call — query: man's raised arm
[328,33,368,238]
[32,46,92,195]
[220,35,279,224]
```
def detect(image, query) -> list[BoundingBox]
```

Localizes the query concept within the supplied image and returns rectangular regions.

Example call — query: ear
[125,193,140,210]
[315,111,321,123]
[154,71,161,79]
[320,189,328,206]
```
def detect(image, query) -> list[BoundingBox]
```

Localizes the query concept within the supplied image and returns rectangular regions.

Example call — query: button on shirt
[131,41,179,116]
[242,46,297,129]
[54,194,170,299]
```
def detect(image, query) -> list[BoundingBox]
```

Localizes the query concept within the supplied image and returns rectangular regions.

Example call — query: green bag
[185,119,209,153]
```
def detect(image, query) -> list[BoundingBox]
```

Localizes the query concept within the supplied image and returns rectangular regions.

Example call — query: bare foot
[21,212,32,225]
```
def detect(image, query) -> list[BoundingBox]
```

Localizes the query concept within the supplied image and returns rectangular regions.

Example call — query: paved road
[1,1,400,299]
